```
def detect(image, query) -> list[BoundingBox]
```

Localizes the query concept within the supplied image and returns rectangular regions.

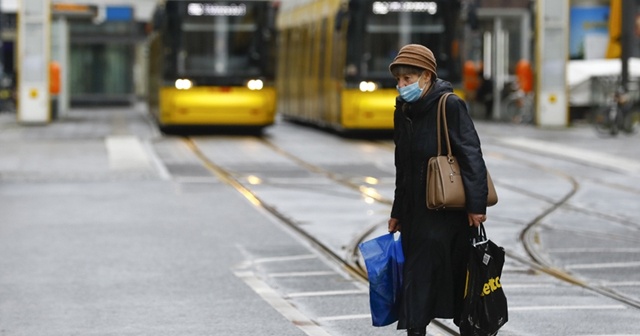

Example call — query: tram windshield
[347,1,448,81]
[176,2,271,77]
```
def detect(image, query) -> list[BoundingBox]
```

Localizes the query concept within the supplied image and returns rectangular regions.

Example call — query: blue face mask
[397,76,426,102]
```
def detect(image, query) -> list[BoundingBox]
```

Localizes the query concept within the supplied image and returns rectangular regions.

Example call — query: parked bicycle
[502,83,534,124]
[591,86,640,136]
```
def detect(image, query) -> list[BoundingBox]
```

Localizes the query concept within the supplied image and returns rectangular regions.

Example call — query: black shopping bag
[358,233,404,327]
[459,224,508,336]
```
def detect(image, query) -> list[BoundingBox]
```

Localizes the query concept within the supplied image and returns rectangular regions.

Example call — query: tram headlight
[175,79,193,90]
[359,81,378,92]
[247,79,264,91]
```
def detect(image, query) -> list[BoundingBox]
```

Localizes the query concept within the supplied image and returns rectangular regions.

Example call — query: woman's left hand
[468,213,486,227]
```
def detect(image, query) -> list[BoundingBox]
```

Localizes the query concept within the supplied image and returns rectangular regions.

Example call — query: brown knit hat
[389,44,437,78]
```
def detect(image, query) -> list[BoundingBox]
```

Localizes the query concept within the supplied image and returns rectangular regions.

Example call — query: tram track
[483,145,640,310]
[182,136,460,336]
[348,142,592,278]
[182,131,640,335]
[263,136,640,310]
[506,153,640,309]
[183,137,360,273]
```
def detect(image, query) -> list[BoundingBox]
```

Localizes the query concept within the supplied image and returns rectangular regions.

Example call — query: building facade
[1,0,157,105]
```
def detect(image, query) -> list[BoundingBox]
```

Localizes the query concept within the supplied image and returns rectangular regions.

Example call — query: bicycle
[591,86,640,136]
[503,87,534,124]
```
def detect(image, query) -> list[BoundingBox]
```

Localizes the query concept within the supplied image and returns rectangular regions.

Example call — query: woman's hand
[388,218,401,233]
[468,213,486,227]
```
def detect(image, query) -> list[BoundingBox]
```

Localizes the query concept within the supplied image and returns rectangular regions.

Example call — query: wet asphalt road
[1,105,639,335]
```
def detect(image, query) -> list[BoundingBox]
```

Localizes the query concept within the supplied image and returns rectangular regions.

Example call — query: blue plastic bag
[358,233,404,327]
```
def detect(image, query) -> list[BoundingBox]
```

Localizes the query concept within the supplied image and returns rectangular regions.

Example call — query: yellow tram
[147,1,278,133]
[276,0,463,132]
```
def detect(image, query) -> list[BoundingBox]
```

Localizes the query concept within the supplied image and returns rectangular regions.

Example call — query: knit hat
[389,44,437,78]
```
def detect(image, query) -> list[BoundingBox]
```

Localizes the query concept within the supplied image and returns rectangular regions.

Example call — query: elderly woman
[387,44,490,336]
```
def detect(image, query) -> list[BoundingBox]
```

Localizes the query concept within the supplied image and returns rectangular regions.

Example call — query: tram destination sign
[372,1,438,15]
[188,3,247,16]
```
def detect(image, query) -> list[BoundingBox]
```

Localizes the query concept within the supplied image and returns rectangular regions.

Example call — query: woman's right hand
[468,213,486,227]
[388,218,401,233]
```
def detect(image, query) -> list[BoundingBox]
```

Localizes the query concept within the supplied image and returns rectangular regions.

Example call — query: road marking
[503,266,536,272]
[316,315,456,336]
[498,137,640,174]
[105,136,152,171]
[549,247,640,253]
[509,305,627,311]
[287,289,367,298]
[141,140,171,180]
[173,176,218,183]
[600,281,640,287]
[502,283,557,289]
[253,254,317,263]
[567,261,640,270]
[317,314,370,322]
[234,270,332,336]
[269,271,336,278]
[259,177,333,185]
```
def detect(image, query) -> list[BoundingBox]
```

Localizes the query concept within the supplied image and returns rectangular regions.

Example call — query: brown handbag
[426,93,498,210]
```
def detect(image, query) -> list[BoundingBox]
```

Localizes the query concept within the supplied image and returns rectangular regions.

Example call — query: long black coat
[391,79,489,330]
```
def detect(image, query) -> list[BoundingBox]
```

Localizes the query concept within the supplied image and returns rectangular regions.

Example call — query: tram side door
[476,9,531,120]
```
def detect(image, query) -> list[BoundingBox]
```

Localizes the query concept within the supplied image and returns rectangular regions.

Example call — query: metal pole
[492,18,502,120]
[0,0,4,78]
[17,0,52,124]
[621,0,635,91]
[535,0,569,127]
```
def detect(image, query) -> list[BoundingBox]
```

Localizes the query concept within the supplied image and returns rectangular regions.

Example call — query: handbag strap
[436,92,454,158]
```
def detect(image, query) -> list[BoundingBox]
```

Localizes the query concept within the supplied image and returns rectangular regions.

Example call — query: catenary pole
[621,0,636,92]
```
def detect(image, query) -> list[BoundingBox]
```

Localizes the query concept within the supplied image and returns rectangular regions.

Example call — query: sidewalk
[0,105,160,181]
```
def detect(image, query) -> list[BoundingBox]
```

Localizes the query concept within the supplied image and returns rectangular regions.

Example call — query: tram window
[363,9,444,77]
[178,7,262,76]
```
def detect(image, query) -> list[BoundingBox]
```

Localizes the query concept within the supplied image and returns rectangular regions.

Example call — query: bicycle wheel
[520,100,535,124]
[610,105,621,136]
[505,100,523,123]
[591,107,613,136]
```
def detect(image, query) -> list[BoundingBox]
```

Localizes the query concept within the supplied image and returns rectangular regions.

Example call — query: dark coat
[391,79,489,330]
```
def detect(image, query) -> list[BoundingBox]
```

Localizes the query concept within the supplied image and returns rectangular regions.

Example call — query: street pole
[621,0,636,92]
[535,0,569,127]
[0,0,4,78]
[17,0,52,124]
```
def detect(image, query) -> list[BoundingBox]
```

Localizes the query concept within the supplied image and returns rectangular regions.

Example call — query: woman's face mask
[397,75,426,102]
